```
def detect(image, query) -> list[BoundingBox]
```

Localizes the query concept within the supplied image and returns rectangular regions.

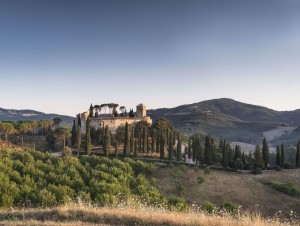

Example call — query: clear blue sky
[1,0,300,116]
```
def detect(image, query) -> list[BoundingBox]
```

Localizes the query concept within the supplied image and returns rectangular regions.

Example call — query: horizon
[1,0,300,116]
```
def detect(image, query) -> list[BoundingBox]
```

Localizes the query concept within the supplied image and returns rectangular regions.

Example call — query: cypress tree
[130,126,134,156]
[222,142,228,168]
[242,151,246,165]
[296,140,300,169]
[77,125,81,156]
[280,143,285,167]
[123,122,129,157]
[262,138,270,169]
[156,133,160,153]
[193,136,198,164]
[276,145,281,166]
[146,128,149,154]
[71,120,77,146]
[142,127,146,153]
[177,135,182,161]
[160,133,165,159]
[188,138,192,159]
[254,144,263,168]
[134,137,137,157]
[103,125,111,157]
[151,131,155,153]
[138,126,141,152]
[85,117,91,155]
[168,133,173,160]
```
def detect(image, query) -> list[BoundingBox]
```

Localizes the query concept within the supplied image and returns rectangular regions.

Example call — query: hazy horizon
[1,0,300,116]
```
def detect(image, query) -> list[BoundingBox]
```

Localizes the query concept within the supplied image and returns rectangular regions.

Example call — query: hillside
[148,98,300,145]
[0,107,74,123]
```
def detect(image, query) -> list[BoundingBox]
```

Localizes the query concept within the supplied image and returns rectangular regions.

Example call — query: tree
[188,138,192,159]
[103,126,111,157]
[53,117,62,125]
[296,140,300,169]
[262,138,270,169]
[77,126,81,156]
[54,127,70,149]
[222,142,228,168]
[71,120,77,146]
[160,133,165,159]
[168,133,173,160]
[177,135,182,161]
[0,122,16,141]
[276,145,281,166]
[254,144,263,168]
[123,122,129,157]
[85,117,91,155]
[89,104,94,118]
[280,143,285,167]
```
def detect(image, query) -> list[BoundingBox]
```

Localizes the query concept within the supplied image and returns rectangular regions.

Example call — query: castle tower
[136,104,146,118]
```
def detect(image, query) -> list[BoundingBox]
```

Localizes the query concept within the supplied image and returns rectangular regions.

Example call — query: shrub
[263,181,300,197]
[251,168,262,175]
[168,196,188,211]
[197,176,205,184]
[221,202,239,215]
[275,165,282,171]
[203,201,215,214]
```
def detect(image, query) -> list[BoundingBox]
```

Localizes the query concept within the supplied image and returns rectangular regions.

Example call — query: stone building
[76,104,152,134]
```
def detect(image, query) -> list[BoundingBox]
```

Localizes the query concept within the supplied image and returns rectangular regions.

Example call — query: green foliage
[167,196,188,211]
[263,180,300,197]
[197,176,205,184]
[0,149,167,209]
[221,202,239,215]
[203,201,215,214]
[251,168,262,175]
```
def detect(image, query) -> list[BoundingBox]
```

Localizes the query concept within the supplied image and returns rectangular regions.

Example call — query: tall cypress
[151,131,155,153]
[156,133,160,153]
[77,125,81,156]
[222,142,228,168]
[262,138,270,169]
[71,120,77,146]
[296,140,300,169]
[123,122,129,157]
[104,125,111,157]
[280,143,285,167]
[160,133,165,159]
[130,126,134,156]
[188,138,192,159]
[254,144,263,168]
[177,135,182,161]
[276,145,281,166]
[168,133,173,160]
[85,117,91,155]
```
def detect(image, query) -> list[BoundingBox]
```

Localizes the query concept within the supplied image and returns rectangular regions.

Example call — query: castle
[76,104,152,134]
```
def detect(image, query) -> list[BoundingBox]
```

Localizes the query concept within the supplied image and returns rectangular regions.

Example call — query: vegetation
[263,181,300,197]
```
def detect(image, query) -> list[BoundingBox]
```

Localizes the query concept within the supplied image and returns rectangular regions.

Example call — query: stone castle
[76,104,152,134]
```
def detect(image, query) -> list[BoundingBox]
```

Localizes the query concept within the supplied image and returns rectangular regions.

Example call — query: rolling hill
[0,107,74,123]
[148,98,300,146]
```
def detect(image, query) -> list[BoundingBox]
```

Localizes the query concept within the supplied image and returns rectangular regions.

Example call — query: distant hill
[148,98,300,146]
[0,107,74,123]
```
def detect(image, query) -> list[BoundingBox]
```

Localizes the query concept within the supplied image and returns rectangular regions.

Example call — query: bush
[197,176,205,184]
[275,165,282,171]
[251,168,262,175]
[168,196,188,211]
[221,202,239,215]
[203,201,215,214]
[263,180,300,197]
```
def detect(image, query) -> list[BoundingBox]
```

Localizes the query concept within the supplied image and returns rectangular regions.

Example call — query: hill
[148,98,300,146]
[0,107,74,123]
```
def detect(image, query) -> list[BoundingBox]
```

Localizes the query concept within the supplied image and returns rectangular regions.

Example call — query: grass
[262,181,300,197]
[0,203,298,226]
[154,166,300,218]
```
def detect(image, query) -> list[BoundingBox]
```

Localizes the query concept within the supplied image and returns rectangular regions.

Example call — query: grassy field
[153,164,300,218]
[0,203,298,226]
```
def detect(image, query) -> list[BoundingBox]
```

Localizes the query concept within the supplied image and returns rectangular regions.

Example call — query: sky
[1,0,300,116]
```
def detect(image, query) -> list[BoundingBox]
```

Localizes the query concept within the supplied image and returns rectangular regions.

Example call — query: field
[154,164,300,218]
[0,203,297,226]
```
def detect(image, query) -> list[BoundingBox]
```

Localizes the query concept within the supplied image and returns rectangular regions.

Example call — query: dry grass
[0,203,297,226]
[154,166,300,218]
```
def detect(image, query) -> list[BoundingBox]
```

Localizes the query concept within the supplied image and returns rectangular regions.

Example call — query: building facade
[76,104,152,134]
